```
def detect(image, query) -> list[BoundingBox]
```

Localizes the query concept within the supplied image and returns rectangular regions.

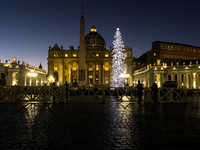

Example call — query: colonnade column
[177,73,180,88]
[197,73,199,89]
[190,73,193,89]
[160,73,165,88]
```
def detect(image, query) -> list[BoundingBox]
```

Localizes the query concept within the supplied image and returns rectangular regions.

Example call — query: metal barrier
[0,85,187,103]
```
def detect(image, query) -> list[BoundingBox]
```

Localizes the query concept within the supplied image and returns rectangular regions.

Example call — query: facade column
[171,73,174,81]
[93,67,95,84]
[99,64,101,83]
[77,70,79,83]
[69,63,71,83]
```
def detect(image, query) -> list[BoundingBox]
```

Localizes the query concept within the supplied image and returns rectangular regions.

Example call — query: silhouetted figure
[64,81,68,100]
[136,80,143,103]
[151,82,158,102]
[72,79,78,88]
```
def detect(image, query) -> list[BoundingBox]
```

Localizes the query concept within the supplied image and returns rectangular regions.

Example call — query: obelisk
[78,4,86,86]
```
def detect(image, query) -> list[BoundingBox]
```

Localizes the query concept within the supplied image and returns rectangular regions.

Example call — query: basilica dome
[85,22,106,50]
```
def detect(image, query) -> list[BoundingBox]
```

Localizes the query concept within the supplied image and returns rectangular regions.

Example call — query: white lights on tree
[110,28,127,87]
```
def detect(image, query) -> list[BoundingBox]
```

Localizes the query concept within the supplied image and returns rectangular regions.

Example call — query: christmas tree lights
[110,28,127,87]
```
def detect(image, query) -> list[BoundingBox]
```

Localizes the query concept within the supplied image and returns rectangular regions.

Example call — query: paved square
[0,97,200,149]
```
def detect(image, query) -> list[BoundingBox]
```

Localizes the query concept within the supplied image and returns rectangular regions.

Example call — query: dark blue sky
[0,0,200,71]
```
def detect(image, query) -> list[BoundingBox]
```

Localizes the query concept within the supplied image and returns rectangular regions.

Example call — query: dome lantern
[90,22,97,32]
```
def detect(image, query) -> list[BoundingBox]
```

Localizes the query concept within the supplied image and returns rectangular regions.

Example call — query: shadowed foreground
[0,97,200,150]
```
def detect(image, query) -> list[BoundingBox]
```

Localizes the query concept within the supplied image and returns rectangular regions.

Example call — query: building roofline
[152,41,200,48]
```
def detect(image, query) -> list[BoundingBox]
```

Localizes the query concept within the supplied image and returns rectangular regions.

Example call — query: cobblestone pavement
[0,97,200,150]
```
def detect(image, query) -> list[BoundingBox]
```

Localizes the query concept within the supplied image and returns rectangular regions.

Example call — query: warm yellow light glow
[89,76,93,79]
[27,70,37,77]
[90,28,97,32]
[124,53,127,57]
[96,54,99,57]
[65,54,68,57]
[104,62,109,71]
[54,52,58,57]
[105,54,109,57]
[73,53,76,57]
[72,62,78,71]
[49,76,55,82]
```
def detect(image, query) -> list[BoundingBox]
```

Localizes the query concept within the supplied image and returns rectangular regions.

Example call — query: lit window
[89,76,93,79]
[73,53,76,57]
[54,64,58,71]
[88,63,94,71]
[105,54,109,57]
[65,54,68,57]
[104,62,109,71]
[154,53,156,56]
[72,62,78,71]
[96,54,99,57]
[105,76,109,84]
[54,52,58,57]
[96,64,99,71]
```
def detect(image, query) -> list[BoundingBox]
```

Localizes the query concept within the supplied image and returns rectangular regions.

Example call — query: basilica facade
[47,17,133,86]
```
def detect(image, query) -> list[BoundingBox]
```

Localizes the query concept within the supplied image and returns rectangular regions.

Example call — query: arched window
[104,62,109,71]
[72,62,78,71]
[88,62,94,71]
[54,63,58,71]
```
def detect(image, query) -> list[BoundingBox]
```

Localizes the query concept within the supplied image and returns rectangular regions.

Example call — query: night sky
[1,0,200,71]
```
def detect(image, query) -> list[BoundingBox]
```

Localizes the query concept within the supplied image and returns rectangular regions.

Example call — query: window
[54,52,58,57]
[105,53,108,57]
[96,64,99,71]
[104,62,109,71]
[54,63,58,71]
[96,54,99,57]
[65,54,68,57]
[72,62,78,71]
[124,53,127,57]
[154,53,156,56]
[88,63,94,71]
[73,53,76,57]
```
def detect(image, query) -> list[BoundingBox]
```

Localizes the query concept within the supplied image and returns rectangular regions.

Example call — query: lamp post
[120,71,129,87]
[48,76,55,86]
[27,70,37,86]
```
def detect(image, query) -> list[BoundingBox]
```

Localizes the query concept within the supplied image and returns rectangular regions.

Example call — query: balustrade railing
[0,85,188,103]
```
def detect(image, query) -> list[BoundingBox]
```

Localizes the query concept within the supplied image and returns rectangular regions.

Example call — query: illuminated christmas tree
[110,28,127,87]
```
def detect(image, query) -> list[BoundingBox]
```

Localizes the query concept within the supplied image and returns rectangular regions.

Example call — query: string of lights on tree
[110,28,127,87]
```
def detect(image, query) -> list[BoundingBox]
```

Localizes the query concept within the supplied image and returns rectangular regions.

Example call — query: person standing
[151,82,158,102]
[64,81,68,101]
[136,80,143,103]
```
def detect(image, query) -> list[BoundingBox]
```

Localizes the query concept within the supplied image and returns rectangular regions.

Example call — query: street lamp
[48,76,55,85]
[27,70,37,86]
[120,71,129,86]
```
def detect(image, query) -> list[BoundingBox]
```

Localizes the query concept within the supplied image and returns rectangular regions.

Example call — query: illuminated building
[133,41,200,89]
[0,57,46,86]
[47,14,133,86]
